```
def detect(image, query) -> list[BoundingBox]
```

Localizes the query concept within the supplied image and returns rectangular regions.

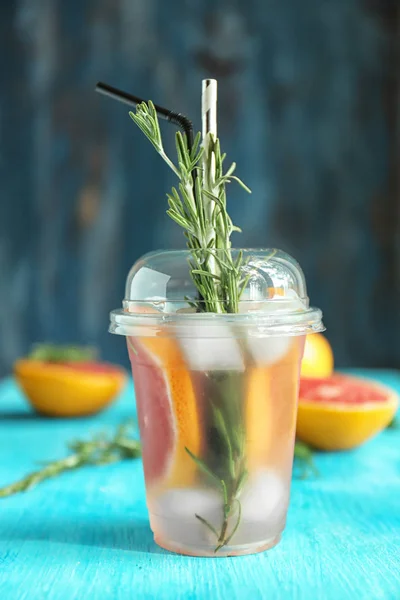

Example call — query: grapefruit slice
[297,374,399,450]
[128,335,202,491]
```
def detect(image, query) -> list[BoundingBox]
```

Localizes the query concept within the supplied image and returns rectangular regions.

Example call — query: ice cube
[152,488,221,520]
[246,334,291,366]
[240,470,288,525]
[239,288,306,315]
[150,487,223,547]
[150,475,288,550]
[177,322,245,371]
[239,289,304,365]
[128,266,171,300]
[228,470,289,546]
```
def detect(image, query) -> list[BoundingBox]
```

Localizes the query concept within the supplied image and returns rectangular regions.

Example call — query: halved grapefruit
[128,335,202,492]
[14,359,126,417]
[300,333,334,378]
[297,374,398,450]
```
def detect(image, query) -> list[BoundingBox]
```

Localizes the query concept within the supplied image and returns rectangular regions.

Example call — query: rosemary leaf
[229,176,252,193]
[195,514,220,538]
[184,447,221,485]
[220,500,242,549]
[223,162,236,178]
[220,479,228,506]
[166,210,191,230]
[190,131,202,160]
[235,469,248,496]
[191,270,221,280]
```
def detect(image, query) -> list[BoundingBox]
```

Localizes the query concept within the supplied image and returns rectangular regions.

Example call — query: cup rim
[109,306,324,337]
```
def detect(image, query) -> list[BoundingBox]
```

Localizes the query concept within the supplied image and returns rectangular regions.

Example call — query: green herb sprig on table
[0,422,141,498]
[387,417,399,429]
[294,440,319,479]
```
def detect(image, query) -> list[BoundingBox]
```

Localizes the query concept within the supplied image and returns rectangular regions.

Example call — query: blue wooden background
[0,0,399,375]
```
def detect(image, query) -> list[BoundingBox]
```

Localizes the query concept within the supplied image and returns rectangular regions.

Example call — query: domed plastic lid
[109,249,324,337]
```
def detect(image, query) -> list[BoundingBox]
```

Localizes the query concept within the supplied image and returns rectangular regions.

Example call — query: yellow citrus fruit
[300,333,334,378]
[14,359,126,417]
[296,374,398,450]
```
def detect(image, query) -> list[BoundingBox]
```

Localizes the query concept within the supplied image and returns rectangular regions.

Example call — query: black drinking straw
[95,82,194,151]
[95,81,204,307]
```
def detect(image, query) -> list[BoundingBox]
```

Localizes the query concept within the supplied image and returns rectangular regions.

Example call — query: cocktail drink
[102,77,324,555]
[110,249,323,556]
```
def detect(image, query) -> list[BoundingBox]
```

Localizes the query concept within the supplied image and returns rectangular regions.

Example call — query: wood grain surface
[0,370,399,600]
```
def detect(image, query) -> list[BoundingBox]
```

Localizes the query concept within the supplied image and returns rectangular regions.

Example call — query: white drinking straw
[201,80,218,253]
[201,79,222,300]
[202,79,218,141]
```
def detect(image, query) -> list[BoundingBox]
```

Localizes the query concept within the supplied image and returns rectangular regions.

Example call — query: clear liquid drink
[110,249,324,556]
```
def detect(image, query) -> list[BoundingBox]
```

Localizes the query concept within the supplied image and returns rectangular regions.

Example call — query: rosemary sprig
[129,103,252,553]
[185,444,247,553]
[129,104,251,313]
[0,422,141,498]
[185,371,248,552]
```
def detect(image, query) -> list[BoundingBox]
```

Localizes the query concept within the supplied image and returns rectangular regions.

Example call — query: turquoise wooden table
[0,370,399,600]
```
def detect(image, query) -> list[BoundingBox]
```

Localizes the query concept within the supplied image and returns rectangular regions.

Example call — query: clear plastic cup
[110,249,324,557]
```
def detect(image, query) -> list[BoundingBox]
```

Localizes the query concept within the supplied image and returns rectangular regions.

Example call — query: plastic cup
[110,249,324,557]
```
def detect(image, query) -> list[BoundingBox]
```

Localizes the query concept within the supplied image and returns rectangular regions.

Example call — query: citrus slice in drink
[297,374,398,450]
[268,337,303,471]
[245,337,304,472]
[245,366,271,472]
[128,335,202,491]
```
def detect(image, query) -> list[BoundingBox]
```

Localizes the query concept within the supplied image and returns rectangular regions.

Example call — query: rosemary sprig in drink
[184,442,247,553]
[185,371,248,552]
[129,96,252,552]
[129,103,250,313]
